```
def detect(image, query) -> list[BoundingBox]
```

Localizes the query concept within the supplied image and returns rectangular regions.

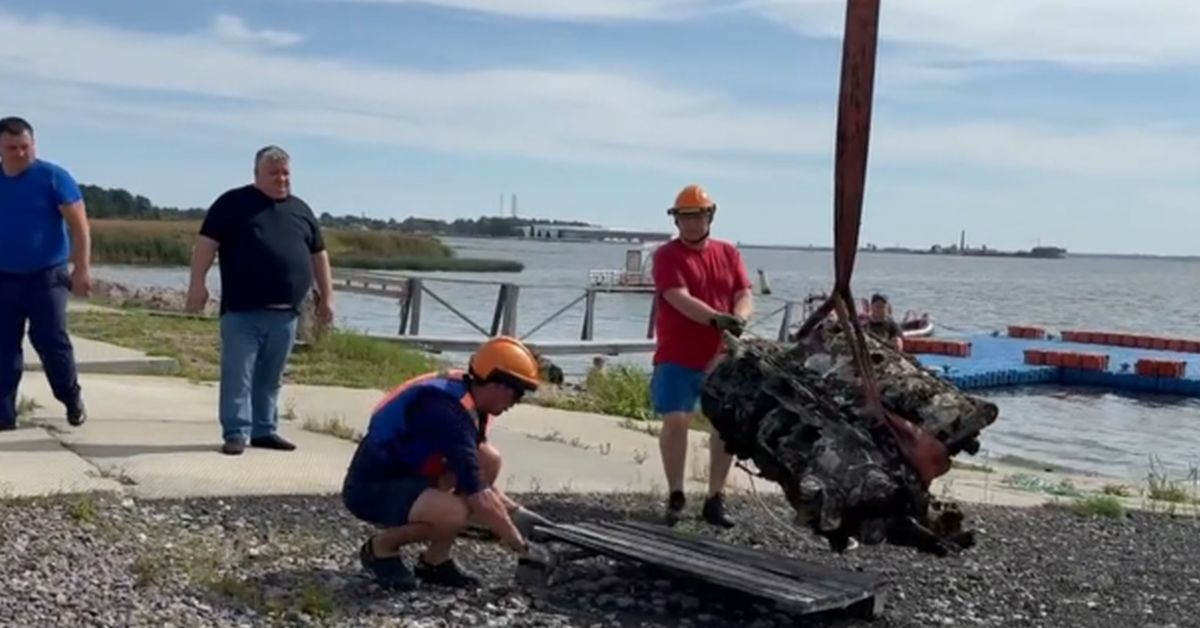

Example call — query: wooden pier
[331,269,802,356]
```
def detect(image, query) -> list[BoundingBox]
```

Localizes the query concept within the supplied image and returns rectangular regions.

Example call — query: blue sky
[3,1,1200,255]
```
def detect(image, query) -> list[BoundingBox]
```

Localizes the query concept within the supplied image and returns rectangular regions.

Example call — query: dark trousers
[0,264,81,428]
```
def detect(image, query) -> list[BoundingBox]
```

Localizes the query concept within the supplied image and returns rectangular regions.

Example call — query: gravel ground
[1,491,1198,628]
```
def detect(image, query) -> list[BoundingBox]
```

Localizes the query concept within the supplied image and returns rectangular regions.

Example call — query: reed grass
[88,219,522,272]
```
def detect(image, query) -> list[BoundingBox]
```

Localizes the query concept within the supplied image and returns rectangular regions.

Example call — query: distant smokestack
[511,194,518,218]
[960,229,965,252]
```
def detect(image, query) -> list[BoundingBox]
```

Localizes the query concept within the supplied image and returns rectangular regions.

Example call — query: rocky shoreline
[88,277,208,313]
[2,491,1197,628]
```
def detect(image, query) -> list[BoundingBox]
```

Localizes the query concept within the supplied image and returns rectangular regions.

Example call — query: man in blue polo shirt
[0,116,91,431]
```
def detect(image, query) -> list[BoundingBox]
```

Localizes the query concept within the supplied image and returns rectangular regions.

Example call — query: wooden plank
[543,524,818,607]
[540,522,882,615]
[589,522,874,604]
[611,521,885,596]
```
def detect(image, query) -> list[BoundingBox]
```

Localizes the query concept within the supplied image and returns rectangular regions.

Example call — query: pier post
[646,297,657,339]
[490,285,507,336]
[778,301,796,341]
[407,277,423,335]
[581,289,597,341]
[501,284,519,336]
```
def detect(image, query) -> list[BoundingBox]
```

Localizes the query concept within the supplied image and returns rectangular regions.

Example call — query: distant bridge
[518,224,672,243]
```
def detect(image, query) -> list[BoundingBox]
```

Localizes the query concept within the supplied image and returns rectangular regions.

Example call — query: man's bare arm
[732,288,753,320]
[189,236,219,283]
[310,250,334,305]
[468,489,526,551]
[59,201,90,270]
[663,287,722,325]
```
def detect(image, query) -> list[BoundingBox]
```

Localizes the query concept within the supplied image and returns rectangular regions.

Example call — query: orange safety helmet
[469,335,541,392]
[668,184,717,216]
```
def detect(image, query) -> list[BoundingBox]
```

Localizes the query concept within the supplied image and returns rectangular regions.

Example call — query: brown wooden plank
[611,521,887,594]
[542,523,879,614]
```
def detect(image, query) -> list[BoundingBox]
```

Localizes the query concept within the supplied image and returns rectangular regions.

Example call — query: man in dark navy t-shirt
[185,145,335,455]
[0,116,91,431]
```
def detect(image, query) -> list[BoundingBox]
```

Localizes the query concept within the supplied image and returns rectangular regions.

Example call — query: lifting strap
[793,0,950,488]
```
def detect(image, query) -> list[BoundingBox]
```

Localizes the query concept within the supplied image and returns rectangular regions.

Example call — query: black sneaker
[415,556,481,589]
[250,433,297,451]
[360,540,416,591]
[664,490,686,527]
[66,400,86,427]
[702,493,735,529]
[221,440,246,456]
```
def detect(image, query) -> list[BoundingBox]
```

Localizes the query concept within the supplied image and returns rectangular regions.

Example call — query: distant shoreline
[444,235,1200,262]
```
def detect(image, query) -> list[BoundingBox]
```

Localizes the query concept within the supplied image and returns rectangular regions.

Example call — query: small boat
[899,312,935,338]
[791,292,935,339]
[587,244,659,292]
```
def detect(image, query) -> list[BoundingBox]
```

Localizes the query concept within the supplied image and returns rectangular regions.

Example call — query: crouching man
[341,336,553,590]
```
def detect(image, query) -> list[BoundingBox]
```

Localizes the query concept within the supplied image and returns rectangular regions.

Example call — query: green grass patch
[67,309,437,390]
[1069,495,1126,518]
[301,415,362,443]
[532,364,653,421]
[527,364,715,432]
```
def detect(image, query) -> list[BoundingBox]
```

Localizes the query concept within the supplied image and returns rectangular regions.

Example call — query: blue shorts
[650,362,706,415]
[342,475,432,528]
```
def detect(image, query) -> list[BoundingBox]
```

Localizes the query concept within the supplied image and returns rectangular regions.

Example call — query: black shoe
[250,433,296,451]
[702,493,735,529]
[221,440,246,456]
[0,422,15,432]
[664,490,686,527]
[415,556,481,589]
[66,401,86,427]
[360,540,416,591]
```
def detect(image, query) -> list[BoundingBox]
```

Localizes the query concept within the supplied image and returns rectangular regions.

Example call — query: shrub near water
[535,365,654,421]
[91,219,196,266]
[323,228,452,259]
[87,219,523,271]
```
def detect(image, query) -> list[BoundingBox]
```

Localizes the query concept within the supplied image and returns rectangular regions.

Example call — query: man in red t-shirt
[650,184,753,528]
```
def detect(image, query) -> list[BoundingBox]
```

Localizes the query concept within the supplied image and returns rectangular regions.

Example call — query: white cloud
[1,8,1198,181]
[319,0,1200,68]
[209,13,305,47]
[753,0,1200,68]
[307,0,733,21]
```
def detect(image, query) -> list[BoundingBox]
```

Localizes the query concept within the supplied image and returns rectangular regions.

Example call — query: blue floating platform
[914,334,1200,398]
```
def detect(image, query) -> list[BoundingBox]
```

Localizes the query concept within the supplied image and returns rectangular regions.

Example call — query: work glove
[511,506,554,542]
[710,313,746,337]
[517,541,556,567]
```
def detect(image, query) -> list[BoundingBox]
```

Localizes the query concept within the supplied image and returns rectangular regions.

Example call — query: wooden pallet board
[535,520,887,618]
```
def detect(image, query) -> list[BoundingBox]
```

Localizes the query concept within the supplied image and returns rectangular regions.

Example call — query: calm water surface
[93,237,1200,482]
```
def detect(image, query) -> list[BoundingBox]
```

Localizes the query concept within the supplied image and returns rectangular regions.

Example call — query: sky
[3,1,1199,255]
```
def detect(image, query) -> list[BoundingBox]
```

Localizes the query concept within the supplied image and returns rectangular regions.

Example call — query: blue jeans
[0,264,81,428]
[218,309,298,443]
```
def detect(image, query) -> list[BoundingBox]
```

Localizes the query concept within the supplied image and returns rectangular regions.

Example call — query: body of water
[92,236,1200,483]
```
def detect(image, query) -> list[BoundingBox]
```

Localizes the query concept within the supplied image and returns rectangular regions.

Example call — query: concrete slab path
[4,364,1132,513]
[20,302,177,375]
[22,335,178,376]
